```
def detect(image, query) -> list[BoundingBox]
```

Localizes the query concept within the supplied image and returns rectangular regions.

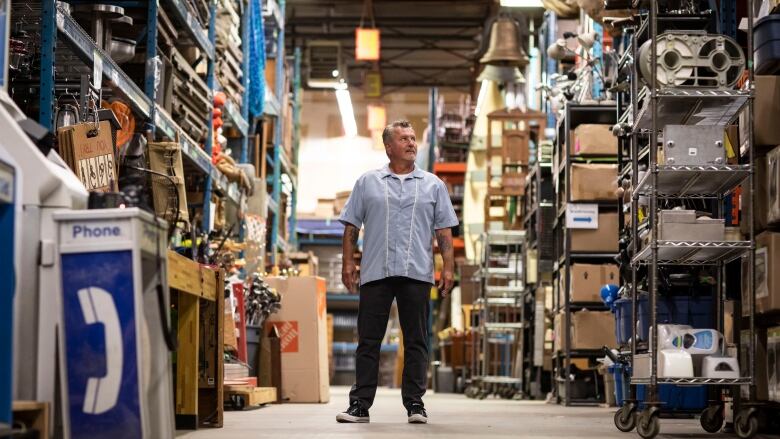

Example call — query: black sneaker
[407,404,428,424]
[336,401,370,423]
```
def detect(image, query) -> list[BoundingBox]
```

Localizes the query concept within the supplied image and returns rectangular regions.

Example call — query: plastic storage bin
[610,364,630,407]
[614,294,714,344]
[636,384,707,412]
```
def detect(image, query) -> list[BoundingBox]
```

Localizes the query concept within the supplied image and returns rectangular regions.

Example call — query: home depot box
[570,163,618,201]
[739,76,780,148]
[554,309,616,351]
[570,212,619,253]
[265,276,330,403]
[566,263,620,303]
[742,232,780,315]
[571,124,618,156]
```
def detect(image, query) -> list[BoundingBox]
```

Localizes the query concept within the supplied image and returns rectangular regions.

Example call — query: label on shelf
[566,204,599,229]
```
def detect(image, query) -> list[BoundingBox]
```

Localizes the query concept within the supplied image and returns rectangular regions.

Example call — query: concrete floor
[177,386,768,438]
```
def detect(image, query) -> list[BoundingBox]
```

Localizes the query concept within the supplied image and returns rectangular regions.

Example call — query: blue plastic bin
[614,295,714,344]
[609,364,630,406]
[636,384,708,411]
[611,364,707,411]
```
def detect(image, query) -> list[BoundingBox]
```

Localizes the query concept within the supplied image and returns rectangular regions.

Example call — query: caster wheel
[735,411,759,439]
[614,406,636,432]
[700,405,724,433]
[637,409,660,439]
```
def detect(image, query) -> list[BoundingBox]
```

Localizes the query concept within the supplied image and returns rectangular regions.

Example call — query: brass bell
[480,16,529,67]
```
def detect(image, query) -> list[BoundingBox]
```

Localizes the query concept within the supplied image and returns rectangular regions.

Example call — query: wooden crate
[224,385,277,410]
[13,401,49,438]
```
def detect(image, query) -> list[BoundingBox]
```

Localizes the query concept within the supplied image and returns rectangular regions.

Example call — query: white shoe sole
[336,413,370,423]
[408,414,428,424]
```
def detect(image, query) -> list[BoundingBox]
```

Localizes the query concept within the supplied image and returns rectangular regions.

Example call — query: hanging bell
[480,16,529,67]
[477,65,526,84]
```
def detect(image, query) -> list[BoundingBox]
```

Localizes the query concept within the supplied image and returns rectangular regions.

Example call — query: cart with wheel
[608,1,764,438]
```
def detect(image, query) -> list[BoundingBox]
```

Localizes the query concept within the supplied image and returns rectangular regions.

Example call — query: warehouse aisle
[177,387,741,438]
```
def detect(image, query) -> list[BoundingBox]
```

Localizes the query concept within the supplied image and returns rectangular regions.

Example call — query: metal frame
[615,3,758,436]
[470,231,527,399]
[552,103,617,406]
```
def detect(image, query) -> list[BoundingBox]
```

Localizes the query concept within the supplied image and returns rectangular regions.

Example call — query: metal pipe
[747,0,756,403]
[649,2,659,401]
[629,22,639,403]
[200,0,217,234]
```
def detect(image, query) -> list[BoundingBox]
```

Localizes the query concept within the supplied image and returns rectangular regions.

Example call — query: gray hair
[382,120,413,145]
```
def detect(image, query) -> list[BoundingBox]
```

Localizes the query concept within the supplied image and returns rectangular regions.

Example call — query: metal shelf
[162,0,215,59]
[480,376,522,384]
[223,98,249,136]
[484,286,525,295]
[479,297,522,305]
[265,85,281,116]
[631,377,752,385]
[633,87,749,131]
[483,322,525,330]
[263,0,285,31]
[634,164,750,198]
[632,240,751,266]
[485,230,526,244]
[56,9,152,118]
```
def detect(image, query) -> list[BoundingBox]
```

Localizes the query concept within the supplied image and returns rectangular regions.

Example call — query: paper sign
[566,203,599,229]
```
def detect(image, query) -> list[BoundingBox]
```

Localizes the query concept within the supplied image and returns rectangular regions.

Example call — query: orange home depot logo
[267,321,299,353]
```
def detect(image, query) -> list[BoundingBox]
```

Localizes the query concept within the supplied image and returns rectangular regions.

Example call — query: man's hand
[342,262,359,294]
[435,227,455,298]
[342,224,361,293]
[437,269,454,298]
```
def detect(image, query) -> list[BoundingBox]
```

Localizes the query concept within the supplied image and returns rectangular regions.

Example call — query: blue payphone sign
[61,250,142,439]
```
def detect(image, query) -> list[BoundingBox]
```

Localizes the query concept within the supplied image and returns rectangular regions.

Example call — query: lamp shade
[355,28,380,61]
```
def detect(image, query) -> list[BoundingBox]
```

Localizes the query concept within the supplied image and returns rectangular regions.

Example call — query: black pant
[349,276,431,410]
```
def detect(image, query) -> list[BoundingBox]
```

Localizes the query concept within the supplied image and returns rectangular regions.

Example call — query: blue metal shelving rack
[265,0,301,265]
[35,0,297,251]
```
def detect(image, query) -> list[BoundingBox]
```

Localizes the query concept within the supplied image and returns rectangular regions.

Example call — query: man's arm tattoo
[348,225,359,246]
[343,224,359,255]
[435,229,452,253]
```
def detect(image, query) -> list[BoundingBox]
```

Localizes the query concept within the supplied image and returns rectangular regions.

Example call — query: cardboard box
[769,327,780,402]
[501,171,526,195]
[741,155,769,234]
[570,212,619,253]
[459,264,481,305]
[570,164,618,201]
[768,147,780,225]
[740,76,780,147]
[572,124,618,156]
[334,191,351,215]
[567,263,619,303]
[265,276,330,403]
[742,232,780,315]
[554,309,617,351]
[740,329,769,400]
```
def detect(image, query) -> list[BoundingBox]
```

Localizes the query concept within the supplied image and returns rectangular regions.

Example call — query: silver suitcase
[663,125,726,166]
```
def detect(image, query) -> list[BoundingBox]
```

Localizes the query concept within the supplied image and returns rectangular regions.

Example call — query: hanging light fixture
[355,0,380,61]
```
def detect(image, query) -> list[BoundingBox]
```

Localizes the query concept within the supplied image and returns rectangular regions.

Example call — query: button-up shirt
[339,164,459,286]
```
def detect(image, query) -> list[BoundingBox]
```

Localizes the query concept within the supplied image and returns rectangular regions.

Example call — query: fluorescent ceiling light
[335,88,358,137]
[500,0,543,7]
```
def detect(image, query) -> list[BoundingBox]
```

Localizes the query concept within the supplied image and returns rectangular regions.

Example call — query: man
[336,120,458,425]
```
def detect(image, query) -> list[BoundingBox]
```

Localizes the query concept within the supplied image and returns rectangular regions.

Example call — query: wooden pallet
[224,385,277,410]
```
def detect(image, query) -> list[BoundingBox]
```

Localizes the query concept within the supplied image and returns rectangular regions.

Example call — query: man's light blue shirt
[339,164,459,286]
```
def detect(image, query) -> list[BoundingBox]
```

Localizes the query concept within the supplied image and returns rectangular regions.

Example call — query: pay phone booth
[0,157,16,431]
[55,208,174,439]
